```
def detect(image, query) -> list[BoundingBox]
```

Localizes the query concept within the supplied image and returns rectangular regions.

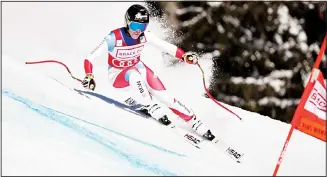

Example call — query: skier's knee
[143,64,166,91]
[125,68,140,82]
[113,67,140,88]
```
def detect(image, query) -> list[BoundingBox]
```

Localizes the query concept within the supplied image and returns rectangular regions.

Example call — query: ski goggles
[128,21,148,33]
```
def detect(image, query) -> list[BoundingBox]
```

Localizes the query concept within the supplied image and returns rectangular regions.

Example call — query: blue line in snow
[2,89,179,176]
[50,107,186,157]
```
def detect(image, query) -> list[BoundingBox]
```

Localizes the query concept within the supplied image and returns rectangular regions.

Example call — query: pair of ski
[164,121,244,163]
[69,87,244,163]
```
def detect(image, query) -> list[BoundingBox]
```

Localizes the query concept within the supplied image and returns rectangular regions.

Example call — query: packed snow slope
[2,2,326,176]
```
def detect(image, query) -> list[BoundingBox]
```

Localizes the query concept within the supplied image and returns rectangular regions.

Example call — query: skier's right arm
[82,32,116,90]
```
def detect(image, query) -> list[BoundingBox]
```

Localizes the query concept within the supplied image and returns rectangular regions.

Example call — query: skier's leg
[136,62,215,140]
[108,65,171,125]
[135,62,193,120]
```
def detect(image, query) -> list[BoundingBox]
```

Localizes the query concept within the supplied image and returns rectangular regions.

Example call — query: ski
[69,88,244,163]
[211,138,244,163]
[165,122,244,163]
[167,123,203,149]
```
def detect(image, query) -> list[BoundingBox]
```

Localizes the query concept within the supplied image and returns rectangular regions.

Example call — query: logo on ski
[184,133,201,144]
[124,97,137,106]
[226,147,243,159]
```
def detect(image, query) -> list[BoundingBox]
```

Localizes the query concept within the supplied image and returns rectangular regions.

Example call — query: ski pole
[196,63,242,121]
[25,60,83,83]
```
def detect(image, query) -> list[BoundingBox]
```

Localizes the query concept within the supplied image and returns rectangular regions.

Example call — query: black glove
[82,74,96,91]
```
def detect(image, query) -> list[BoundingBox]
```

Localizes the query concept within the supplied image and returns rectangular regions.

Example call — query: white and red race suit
[83,27,194,121]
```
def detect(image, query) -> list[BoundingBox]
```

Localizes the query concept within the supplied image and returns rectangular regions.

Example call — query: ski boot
[202,130,215,141]
[138,106,151,117]
[139,104,172,126]
[187,115,215,141]
[158,115,171,126]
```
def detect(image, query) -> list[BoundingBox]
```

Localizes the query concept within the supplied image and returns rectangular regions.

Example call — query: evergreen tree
[146,1,326,123]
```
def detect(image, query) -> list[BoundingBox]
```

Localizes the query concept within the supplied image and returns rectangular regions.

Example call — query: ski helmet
[125,4,149,33]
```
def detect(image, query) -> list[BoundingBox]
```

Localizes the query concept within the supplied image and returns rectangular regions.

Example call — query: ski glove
[182,52,199,65]
[82,74,96,91]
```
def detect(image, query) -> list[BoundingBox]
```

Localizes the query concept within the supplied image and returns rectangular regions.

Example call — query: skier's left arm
[145,31,199,65]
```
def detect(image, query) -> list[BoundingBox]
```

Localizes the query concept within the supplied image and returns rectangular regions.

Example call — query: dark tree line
[146,1,326,123]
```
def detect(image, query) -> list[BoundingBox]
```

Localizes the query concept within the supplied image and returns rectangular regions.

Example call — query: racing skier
[82,4,215,141]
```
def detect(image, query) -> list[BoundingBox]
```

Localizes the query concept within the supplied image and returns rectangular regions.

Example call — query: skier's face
[128,29,142,39]
[127,21,148,39]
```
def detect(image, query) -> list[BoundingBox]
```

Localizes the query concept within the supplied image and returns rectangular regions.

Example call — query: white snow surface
[2,2,326,176]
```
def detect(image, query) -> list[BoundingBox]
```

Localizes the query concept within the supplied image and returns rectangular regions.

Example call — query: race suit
[83,27,195,121]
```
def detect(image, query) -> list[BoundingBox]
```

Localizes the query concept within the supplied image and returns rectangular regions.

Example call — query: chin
[131,34,140,39]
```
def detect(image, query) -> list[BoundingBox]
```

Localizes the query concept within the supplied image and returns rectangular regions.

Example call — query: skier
[82,4,215,141]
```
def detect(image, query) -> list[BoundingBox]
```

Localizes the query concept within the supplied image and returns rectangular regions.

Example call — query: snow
[197,43,205,49]
[231,76,285,94]
[299,42,309,52]
[2,2,326,176]
[285,50,293,59]
[217,23,225,33]
[180,11,207,27]
[275,4,311,55]
[308,3,315,9]
[230,69,296,95]
[309,43,321,53]
[298,31,308,42]
[283,42,291,49]
[277,5,289,33]
[207,2,222,7]
[244,29,252,39]
[255,51,262,59]
[212,50,221,57]
[223,15,240,28]
[240,36,246,43]
[277,4,303,37]
[175,6,203,15]
[242,50,250,57]
[289,19,300,35]
[269,70,293,79]
[258,97,300,109]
